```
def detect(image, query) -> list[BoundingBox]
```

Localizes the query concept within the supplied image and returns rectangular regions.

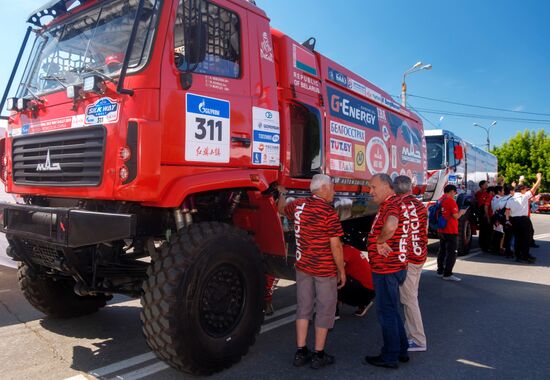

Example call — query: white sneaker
[442,275,461,282]
[408,340,427,352]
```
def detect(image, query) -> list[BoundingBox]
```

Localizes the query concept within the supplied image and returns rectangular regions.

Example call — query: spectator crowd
[271,171,543,370]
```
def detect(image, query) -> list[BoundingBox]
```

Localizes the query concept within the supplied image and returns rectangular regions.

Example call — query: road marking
[81,237,547,380]
[83,305,299,379]
[456,358,495,369]
[88,352,156,377]
[113,361,170,380]
[265,304,296,321]
[260,314,296,334]
[534,232,550,240]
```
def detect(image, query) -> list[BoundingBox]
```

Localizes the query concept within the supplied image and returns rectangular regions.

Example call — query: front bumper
[0,202,136,248]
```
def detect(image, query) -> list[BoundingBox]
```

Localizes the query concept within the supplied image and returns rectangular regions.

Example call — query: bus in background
[424,129,498,254]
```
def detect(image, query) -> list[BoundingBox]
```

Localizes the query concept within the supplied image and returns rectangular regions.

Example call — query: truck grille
[12,126,105,186]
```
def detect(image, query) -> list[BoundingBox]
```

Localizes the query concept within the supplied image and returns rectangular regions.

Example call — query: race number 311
[185,93,230,163]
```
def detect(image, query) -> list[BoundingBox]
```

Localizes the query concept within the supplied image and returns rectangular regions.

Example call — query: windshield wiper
[80,64,118,85]
[23,83,45,104]
[40,74,68,88]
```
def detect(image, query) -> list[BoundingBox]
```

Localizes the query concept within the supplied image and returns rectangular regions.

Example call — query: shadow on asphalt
[17,266,548,380]
[461,239,548,268]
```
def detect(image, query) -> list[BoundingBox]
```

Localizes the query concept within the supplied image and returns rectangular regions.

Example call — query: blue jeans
[372,270,408,363]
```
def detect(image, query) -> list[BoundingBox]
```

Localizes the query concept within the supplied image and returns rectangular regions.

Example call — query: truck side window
[289,103,321,178]
[174,0,241,78]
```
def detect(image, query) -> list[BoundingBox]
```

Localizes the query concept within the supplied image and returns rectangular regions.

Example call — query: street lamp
[473,121,497,151]
[401,61,432,107]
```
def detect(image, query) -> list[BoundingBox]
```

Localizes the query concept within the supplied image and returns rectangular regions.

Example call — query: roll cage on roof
[27,0,93,27]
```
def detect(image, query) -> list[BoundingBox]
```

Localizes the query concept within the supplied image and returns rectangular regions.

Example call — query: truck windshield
[17,0,160,97]
[426,135,445,170]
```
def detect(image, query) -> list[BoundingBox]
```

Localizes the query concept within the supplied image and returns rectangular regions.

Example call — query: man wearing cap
[505,173,542,263]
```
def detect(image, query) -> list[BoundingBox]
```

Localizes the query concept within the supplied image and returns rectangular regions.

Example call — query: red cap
[105,53,124,66]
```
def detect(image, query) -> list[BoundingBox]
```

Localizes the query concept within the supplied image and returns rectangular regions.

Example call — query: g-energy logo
[327,86,379,131]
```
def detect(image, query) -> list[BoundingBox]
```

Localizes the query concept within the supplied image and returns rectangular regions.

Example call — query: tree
[491,129,549,193]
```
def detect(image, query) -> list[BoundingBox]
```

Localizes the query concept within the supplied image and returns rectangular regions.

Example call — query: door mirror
[454,144,464,160]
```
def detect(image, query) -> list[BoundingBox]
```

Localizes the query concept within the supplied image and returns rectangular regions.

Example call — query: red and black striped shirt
[367,194,408,274]
[284,196,344,277]
[401,194,428,265]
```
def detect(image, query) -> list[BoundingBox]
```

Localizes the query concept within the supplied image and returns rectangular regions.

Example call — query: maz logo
[36,150,61,171]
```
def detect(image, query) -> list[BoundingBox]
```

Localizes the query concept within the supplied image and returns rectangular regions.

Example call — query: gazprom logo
[187,93,230,119]
[198,99,221,116]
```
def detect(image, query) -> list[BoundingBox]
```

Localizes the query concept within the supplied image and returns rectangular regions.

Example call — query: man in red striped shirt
[277,174,346,369]
[394,175,428,352]
[363,174,409,369]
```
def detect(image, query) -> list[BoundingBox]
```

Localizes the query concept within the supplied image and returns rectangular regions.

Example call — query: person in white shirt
[505,173,542,263]
[498,187,515,257]
[490,186,505,254]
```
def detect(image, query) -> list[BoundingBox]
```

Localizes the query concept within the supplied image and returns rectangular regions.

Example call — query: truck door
[161,0,252,167]
[288,101,322,178]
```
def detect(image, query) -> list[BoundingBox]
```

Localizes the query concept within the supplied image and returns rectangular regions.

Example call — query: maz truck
[0,0,427,374]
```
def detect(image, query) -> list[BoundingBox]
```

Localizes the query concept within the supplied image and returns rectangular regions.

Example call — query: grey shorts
[296,270,338,329]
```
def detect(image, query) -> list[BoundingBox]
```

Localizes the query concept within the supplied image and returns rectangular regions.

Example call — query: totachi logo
[36,150,61,171]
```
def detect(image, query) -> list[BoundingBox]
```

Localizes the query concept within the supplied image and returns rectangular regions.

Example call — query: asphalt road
[1,214,549,380]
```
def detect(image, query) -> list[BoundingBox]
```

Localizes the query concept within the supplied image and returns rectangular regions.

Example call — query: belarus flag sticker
[293,44,317,76]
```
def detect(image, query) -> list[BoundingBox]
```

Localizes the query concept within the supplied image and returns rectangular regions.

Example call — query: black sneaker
[362,355,398,369]
[310,351,335,369]
[293,347,312,367]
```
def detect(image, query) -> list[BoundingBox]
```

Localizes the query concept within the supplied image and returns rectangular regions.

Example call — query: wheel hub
[199,264,245,337]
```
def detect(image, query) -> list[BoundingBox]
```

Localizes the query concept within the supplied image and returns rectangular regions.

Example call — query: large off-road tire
[140,222,265,375]
[457,210,473,256]
[17,263,109,318]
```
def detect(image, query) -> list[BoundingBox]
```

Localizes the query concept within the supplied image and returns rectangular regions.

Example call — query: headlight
[17,98,30,111]
[83,75,103,93]
[6,97,18,111]
[66,85,82,99]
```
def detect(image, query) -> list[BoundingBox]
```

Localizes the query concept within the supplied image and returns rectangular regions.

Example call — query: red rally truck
[0,0,427,374]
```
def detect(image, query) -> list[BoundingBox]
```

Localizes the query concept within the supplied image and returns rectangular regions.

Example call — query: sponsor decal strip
[328,66,410,117]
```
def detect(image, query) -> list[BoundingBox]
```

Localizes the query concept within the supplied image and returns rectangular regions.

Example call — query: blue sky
[1,0,549,148]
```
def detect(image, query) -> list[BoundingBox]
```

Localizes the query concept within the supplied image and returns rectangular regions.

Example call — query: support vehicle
[0,0,427,374]
[423,129,498,254]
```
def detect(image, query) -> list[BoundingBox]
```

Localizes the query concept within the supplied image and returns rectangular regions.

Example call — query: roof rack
[27,0,91,27]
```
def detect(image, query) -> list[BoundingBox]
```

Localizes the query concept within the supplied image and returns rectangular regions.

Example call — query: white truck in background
[423,129,498,254]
